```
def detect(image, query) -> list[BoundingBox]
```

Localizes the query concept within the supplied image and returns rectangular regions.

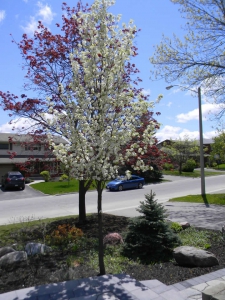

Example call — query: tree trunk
[79,180,86,223]
[97,180,105,275]
[179,162,182,174]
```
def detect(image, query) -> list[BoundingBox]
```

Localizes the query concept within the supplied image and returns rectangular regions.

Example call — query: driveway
[0,181,46,201]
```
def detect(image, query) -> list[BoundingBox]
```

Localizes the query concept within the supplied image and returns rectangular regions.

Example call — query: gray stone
[0,251,27,267]
[202,282,225,300]
[25,242,52,256]
[173,246,219,267]
[179,222,190,229]
[0,247,15,258]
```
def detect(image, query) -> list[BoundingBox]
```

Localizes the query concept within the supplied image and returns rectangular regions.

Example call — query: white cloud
[21,2,56,35]
[167,101,172,107]
[176,103,224,123]
[37,2,55,24]
[155,125,217,141]
[21,16,38,36]
[142,89,151,96]
[0,118,38,133]
[0,10,6,23]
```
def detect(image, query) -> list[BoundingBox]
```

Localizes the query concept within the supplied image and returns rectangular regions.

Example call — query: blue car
[106,175,145,191]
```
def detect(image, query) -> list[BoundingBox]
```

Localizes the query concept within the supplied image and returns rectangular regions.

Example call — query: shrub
[59,174,69,181]
[182,159,196,172]
[40,170,51,182]
[163,163,174,170]
[46,224,83,247]
[122,191,181,263]
[170,222,183,233]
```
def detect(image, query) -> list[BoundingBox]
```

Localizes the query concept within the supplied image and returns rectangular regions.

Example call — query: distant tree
[161,136,199,174]
[150,0,225,118]
[210,133,225,164]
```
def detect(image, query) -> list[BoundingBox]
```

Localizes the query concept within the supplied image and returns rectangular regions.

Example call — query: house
[0,133,68,178]
[157,138,214,166]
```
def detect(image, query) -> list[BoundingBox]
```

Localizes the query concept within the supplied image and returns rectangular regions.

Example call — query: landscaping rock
[103,233,124,246]
[25,242,52,256]
[202,282,225,300]
[0,247,15,258]
[179,221,190,229]
[173,246,219,267]
[0,251,27,267]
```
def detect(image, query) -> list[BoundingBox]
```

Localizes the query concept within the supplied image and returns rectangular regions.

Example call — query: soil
[0,213,225,294]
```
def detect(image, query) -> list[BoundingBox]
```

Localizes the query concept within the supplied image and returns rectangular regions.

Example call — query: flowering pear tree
[47,0,160,275]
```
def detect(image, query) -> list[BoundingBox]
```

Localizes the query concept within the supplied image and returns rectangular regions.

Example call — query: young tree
[123,191,181,263]
[150,0,225,117]
[0,2,92,223]
[161,136,199,174]
[47,0,160,275]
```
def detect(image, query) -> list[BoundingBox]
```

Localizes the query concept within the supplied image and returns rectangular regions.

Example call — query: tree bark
[78,180,86,223]
[78,179,93,224]
[97,180,105,275]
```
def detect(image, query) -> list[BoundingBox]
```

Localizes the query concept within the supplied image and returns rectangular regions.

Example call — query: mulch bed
[0,213,225,294]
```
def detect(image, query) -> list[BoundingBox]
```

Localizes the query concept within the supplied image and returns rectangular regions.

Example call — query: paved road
[0,173,224,229]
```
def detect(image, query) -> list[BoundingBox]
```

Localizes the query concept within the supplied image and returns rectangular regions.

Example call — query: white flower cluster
[47,0,159,181]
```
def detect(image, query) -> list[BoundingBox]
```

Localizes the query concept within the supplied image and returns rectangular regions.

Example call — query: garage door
[0,164,14,179]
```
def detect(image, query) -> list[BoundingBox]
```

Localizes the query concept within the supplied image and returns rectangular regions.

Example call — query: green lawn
[169,194,225,205]
[162,170,224,177]
[30,179,95,195]
[213,164,225,170]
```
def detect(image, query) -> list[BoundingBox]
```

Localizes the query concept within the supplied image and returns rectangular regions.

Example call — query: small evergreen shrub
[182,159,196,172]
[46,224,83,247]
[122,191,181,263]
[40,170,51,182]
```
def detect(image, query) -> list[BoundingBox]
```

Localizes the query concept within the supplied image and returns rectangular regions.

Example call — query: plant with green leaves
[40,170,50,182]
[210,133,225,165]
[123,191,181,263]
[182,158,196,172]
[161,136,199,174]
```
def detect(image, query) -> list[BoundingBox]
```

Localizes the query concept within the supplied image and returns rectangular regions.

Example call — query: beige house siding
[0,133,68,178]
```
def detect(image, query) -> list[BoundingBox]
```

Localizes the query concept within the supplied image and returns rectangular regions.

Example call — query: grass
[30,179,95,195]
[0,215,78,246]
[213,164,225,170]
[162,170,224,177]
[169,194,225,205]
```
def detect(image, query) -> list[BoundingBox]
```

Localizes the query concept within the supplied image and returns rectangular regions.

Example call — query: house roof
[158,138,214,146]
[0,133,68,144]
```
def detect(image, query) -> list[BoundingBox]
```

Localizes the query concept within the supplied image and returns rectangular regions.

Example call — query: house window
[0,143,9,150]
[25,145,41,151]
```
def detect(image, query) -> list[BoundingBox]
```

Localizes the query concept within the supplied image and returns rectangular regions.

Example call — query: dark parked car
[1,171,25,190]
[106,175,145,191]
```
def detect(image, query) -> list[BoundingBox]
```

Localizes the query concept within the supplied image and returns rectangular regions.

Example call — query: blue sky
[0,0,220,141]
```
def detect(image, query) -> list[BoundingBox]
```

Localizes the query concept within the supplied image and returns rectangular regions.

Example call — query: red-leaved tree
[119,111,168,180]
